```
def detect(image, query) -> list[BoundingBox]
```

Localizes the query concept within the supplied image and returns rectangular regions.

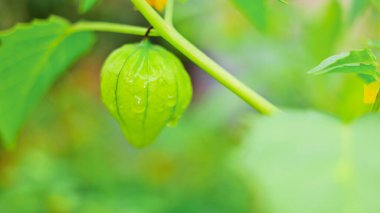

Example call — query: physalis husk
[100,40,192,147]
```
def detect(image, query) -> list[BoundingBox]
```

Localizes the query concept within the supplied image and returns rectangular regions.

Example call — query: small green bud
[101,40,192,147]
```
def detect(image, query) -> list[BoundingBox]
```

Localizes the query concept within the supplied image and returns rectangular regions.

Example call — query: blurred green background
[0,0,380,212]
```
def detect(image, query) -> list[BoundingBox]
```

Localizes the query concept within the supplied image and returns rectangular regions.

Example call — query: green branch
[71,21,159,36]
[131,0,279,115]
[164,0,174,25]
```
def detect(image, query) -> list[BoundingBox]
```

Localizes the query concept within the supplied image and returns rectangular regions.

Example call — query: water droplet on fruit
[166,95,176,107]
[133,96,145,113]
[126,79,135,87]
[135,96,142,104]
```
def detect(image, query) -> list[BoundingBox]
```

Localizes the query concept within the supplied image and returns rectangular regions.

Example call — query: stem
[131,0,279,115]
[143,26,154,41]
[71,21,159,36]
[164,0,174,25]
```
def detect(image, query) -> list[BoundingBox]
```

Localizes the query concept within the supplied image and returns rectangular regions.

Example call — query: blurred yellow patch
[147,0,168,11]
[363,81,380,104]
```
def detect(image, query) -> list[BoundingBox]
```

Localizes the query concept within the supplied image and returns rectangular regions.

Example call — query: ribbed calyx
[101,40,192,147]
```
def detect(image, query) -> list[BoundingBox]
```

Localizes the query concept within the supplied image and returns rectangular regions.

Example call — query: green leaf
[232,0,267,32]
[0,16,95,148]
[235,111,380,213]
[358,74,377,84]
[308,49,378,79]
[78,0,98,13]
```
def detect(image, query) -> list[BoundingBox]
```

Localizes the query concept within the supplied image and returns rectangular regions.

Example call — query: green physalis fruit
[101,40,192,147]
